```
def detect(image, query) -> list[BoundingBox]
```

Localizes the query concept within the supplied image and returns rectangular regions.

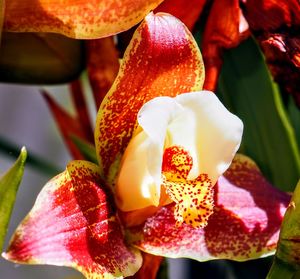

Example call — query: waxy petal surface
[128,155,290,261]
[4,0,164,39]
[95,13,205,182]
[3,161,142,278]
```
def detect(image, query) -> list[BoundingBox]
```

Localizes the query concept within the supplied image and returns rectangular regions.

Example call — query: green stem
[71,135,98,164]
[0,137,61,176]
[157,259,169,279]
[266,258,296,279]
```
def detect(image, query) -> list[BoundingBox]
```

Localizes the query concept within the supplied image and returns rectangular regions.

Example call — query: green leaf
[157,259,168,279]
[71,135,98,164]
[267,180,300,278]
[0,147,27,251]
[267,258,296,279]
[217,37,300,191]
[288,96,300,149]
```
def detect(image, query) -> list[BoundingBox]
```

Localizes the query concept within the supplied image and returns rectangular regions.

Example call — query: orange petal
[3,161,142,278]
[128,154,290,261]
[95,12,205,182]
[4,0,164,39]
[202,0,250,91]
[155,0,206,30]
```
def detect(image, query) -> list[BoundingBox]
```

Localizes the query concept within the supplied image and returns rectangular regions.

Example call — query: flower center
[161,146,215,228]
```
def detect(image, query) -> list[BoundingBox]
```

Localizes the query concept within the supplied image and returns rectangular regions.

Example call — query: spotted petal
[3,161,142,278]
[162,146,214,228]
[95,12,205,183]
[4,0,163,39]
[128,154,290,261]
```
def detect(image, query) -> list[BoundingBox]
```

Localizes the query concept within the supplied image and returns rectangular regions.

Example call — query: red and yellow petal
[162,146,214,228]
[128,154,290,261]
[95,12,205,182]
[3,161,142,278]
[4,0,164,39]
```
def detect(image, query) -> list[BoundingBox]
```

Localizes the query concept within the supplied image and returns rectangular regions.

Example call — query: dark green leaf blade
[288,96,300,149]
[0,147,27,251]
[71,135,98,164]
[267,180,300,279]
[217,37,300,191]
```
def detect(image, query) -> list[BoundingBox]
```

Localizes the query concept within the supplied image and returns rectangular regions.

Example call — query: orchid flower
[2,13,290,278]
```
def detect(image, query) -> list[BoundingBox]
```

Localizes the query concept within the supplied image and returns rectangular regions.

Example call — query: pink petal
[128,154,290,261]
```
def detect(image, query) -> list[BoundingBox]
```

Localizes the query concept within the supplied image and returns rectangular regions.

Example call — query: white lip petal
[116,91,243,211]
[173,91,243,185]
[116,130,159,211]
[138,97,182,189]
[116,97,181,211]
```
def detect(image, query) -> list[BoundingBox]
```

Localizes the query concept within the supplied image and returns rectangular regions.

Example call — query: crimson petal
[128,154,290,261]
[3,161,142,278]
